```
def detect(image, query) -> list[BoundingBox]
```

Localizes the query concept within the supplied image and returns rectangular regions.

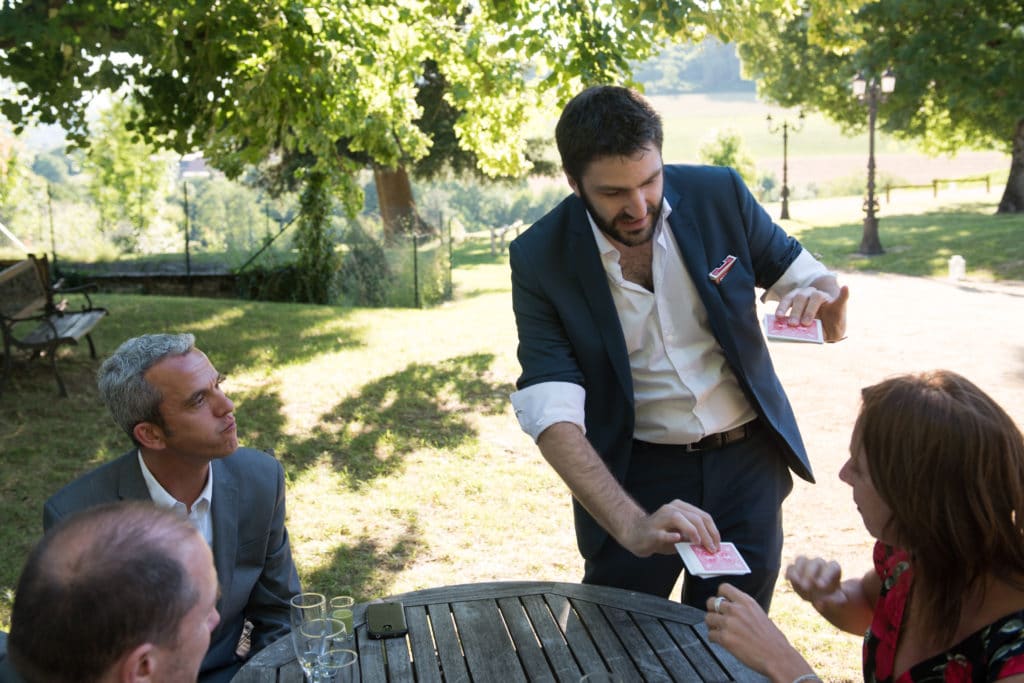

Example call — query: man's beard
[579,188,663,248]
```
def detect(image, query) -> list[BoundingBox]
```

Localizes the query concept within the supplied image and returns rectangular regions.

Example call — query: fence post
[933,180,938,198]
[413,233,420,309]
[447,216,453,300]
[47,183,58,272]
[183,181,193,296]
[986,175,990,192]
[885,185,891,203]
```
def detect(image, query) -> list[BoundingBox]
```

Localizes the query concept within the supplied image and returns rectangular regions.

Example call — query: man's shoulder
[664,163,735,190]
[512,193,579,249]
[0,656,25,683]
[46,451,136,503]
[219,447,282,477]
[43,451,140,528]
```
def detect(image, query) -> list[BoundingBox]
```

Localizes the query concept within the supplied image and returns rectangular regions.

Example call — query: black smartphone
[366,601,408,639]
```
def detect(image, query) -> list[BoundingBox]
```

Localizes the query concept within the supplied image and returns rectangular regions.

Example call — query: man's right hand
[619,499,720,558]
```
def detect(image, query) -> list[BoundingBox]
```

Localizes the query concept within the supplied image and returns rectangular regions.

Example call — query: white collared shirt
[511,197,830,444]
[138,451,214,546]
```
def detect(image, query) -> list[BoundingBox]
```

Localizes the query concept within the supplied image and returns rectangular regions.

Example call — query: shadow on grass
[229,353,511,600]
[256,353,509,483]
[304,529,424,601]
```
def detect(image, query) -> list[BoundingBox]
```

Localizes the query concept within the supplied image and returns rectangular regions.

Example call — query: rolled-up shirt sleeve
[510,381,587,442]
[762,249,833,302]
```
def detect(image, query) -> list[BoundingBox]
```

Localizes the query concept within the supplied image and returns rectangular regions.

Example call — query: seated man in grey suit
[43,333,301,683]
[2,501,220,683]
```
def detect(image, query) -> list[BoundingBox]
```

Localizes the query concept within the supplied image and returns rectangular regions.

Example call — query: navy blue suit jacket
[43,447,301,681]
[511,164,814,559]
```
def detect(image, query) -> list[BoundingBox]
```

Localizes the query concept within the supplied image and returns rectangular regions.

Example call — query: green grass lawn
[1,194,1021,680]
[779,193,1024,280]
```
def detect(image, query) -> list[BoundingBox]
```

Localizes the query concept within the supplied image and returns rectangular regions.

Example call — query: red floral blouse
[864,542,1024,682]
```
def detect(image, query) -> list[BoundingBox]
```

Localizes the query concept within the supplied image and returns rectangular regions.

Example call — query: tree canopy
[2,0,874,297]
[0,1,820,201]
[737,0,1024,213]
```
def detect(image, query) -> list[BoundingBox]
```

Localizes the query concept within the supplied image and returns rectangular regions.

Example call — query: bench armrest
[48,282,98,314]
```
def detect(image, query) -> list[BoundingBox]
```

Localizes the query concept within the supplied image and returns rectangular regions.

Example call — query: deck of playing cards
[763,313,824,344]
[675,541,752,577]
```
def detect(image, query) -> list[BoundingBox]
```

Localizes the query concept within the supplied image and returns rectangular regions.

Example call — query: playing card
[675,541,752,577]
[762,313,824,344]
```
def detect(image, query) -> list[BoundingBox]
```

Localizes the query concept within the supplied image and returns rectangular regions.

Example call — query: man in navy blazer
[43,333,301,683]
[510,86,848,611]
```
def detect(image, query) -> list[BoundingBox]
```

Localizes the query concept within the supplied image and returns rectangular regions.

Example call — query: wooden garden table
[231,580,767,682]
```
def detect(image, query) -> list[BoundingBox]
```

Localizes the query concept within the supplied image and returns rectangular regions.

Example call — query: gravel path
[764,271,1024,573]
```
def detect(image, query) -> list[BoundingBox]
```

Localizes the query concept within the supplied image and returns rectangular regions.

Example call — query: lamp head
[852,72,867,98]
[881,69,896,94]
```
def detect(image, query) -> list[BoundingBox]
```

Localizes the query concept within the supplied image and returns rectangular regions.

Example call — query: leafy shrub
[338,222,394,307]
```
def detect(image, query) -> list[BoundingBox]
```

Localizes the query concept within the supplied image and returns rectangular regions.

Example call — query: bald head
[8,502,211,683]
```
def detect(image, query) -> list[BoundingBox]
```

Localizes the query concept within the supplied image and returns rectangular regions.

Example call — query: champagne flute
[294,617,345,681]
[313,647,358,683]
[290,593,327,681]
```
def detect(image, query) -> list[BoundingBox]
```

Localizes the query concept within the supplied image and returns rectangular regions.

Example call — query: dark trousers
[582,428,793,611]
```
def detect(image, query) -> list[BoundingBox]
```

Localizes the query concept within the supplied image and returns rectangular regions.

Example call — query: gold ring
[713,596,726,614]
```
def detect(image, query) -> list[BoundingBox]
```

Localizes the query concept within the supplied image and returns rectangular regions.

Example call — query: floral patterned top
[864,542,1024,682]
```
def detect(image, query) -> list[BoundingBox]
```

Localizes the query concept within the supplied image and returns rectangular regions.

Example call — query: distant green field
[650,91,914,161]
[528,92,1009,189]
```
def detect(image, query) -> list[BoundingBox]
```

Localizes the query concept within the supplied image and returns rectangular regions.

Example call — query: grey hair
[97,333,195,444]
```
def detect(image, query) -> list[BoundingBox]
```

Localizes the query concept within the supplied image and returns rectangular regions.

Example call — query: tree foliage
[293,170,339,304]
[737,0,1024,212]
[2,0,840,296]
[0,1,821,191]
[698,129,757,187]
[83,99,172,247]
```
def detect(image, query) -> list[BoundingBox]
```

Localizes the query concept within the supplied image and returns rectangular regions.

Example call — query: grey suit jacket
[43,447,301,681]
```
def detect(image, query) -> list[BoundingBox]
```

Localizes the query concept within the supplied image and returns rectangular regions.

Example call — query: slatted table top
[231,580,768,682]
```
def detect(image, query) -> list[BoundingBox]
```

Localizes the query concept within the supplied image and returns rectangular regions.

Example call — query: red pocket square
[708,255,737,284]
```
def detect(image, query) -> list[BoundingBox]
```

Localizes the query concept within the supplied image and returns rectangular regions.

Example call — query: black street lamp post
[766,111,804,220]
[852,69,895,255]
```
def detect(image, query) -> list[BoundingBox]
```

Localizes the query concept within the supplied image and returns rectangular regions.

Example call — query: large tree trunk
[373,165,432,243]
[997,117,1024,214]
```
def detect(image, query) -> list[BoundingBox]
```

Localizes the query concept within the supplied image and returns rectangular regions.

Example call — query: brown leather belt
[683,418,761,452]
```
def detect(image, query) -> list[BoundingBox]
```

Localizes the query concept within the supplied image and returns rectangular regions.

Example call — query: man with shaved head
[1,501,220,682]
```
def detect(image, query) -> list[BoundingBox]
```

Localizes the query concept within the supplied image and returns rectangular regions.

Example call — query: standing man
[3,501,220,683]
[44,333,301,683]
[510,86,848,611]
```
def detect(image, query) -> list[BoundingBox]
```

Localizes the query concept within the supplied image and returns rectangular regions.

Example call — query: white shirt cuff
[762,249,833,302]
[510,381,586,442]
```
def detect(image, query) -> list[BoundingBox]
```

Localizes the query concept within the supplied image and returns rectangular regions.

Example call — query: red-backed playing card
[675,541,752,577]
[763,313,824,344]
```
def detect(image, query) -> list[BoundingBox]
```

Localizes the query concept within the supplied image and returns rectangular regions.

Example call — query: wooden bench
[0,255,108,397]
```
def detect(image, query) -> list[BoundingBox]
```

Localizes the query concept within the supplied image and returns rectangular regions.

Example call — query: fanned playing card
[675,541,751,577]
[763,314,824,344]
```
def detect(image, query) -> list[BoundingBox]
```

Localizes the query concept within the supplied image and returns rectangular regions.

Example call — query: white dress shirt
[511,198,831,444]
[138,451,214,546]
